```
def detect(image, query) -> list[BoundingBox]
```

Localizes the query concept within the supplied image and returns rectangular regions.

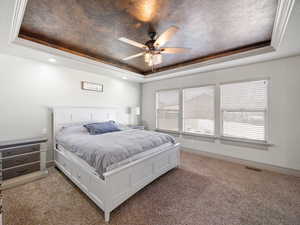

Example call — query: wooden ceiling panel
[20,0,278,75]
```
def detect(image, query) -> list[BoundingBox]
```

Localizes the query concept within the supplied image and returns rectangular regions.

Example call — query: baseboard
[46,160,55,168]
[182,148,300,177]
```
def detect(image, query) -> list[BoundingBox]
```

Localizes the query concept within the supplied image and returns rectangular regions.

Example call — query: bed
[53,107,180,222]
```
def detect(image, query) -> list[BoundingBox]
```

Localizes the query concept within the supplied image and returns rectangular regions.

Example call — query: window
[156,89,179,131]
[155,79,270,145]
[220,80,268,141]
[183,86,215,135]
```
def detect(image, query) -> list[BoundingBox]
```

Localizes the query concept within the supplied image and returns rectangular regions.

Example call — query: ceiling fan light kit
[145,52,162,66]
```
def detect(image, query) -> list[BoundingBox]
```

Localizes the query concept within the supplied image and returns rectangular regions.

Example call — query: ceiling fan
[118,26,190,69]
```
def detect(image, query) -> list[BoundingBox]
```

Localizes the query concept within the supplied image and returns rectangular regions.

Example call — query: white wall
[142,55,300,171]
[0,53,141,161]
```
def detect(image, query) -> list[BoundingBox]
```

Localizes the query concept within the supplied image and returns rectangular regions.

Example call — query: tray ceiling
[19,0,278,75]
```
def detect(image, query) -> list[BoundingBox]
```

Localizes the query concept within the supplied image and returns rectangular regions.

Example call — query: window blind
[220,80,268,141]
[156,89,179,131]
[183,86,215,135]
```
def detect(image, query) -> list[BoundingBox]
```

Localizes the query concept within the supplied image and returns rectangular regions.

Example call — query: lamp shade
[135,107,140,115]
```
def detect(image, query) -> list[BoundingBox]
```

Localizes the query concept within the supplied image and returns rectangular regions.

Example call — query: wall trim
[9,0,28,43]
[182,147,300,177]
[145,46,275,81]
[146,0,295,81]
[9,0,144,81]
[9,0,295,82]
[271,0,295,49]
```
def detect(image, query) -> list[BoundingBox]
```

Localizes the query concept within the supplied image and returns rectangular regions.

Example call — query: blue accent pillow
[84,121,121,135]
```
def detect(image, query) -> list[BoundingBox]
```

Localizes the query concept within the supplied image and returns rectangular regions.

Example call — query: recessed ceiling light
[122,76,128,80]
[48,58,56,63]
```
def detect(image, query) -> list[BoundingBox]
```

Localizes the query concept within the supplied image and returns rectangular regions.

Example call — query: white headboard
[52,106,131,147]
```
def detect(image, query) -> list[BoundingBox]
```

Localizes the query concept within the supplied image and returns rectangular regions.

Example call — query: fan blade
[154,26,179,47]
[122,52,144,61]
[119,37,148,49]
[161,47,190,54]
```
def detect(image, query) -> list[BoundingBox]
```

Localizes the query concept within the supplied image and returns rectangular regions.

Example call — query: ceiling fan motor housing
[145,39,156,51]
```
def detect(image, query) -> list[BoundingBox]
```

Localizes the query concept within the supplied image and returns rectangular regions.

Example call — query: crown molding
[9,0,295,83]
[9,0,27,43]
[271,0,295,49]
[146,0,295,81]
[13,37,144,79]
[143,46,275,82]
[9,0,144,81]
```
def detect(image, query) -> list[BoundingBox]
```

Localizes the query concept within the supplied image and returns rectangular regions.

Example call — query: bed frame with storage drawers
[53,107,180,222]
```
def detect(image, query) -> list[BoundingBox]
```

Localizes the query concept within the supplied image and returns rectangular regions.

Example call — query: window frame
[182,84,217,136]
[155,88,181,133]
[219,79,269,143]
[154,78,270,146]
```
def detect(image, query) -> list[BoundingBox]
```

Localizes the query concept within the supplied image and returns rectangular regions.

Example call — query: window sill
[219,136,273,148]
[181,132,217,139]
[154,130,273,148]
[155,129,180,135]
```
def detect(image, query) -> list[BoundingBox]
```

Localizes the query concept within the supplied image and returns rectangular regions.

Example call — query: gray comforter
[56,126,175,177]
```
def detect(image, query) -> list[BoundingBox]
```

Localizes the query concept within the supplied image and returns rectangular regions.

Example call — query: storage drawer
[2,163,40,180]
[153,151,172,174]
[2,153,40,169]
[55,150,72,176]
[73,166,90,192]
[1,145,39,157]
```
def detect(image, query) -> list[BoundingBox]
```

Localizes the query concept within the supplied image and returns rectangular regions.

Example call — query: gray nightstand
[0,137,48,190]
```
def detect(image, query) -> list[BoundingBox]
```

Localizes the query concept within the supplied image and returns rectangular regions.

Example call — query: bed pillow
[115,122,131,131]
[60,124,88,135]
[84,121,121,135]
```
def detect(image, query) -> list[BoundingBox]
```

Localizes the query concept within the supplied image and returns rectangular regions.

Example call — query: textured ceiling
[20,0,278,75]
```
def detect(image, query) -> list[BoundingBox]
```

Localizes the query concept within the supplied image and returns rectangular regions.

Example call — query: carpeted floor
[3,151,300,225]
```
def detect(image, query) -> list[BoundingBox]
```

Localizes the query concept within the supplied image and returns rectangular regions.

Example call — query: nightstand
[0,137,48,190]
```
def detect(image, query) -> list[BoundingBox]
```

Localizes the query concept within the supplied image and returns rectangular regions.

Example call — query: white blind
[221,80,267,110]
[221,80,268,141]
[183,86,215,135]
[156,89,179,131]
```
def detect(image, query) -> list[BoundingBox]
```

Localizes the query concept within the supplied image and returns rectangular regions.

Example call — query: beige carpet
[3,151,300,225]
